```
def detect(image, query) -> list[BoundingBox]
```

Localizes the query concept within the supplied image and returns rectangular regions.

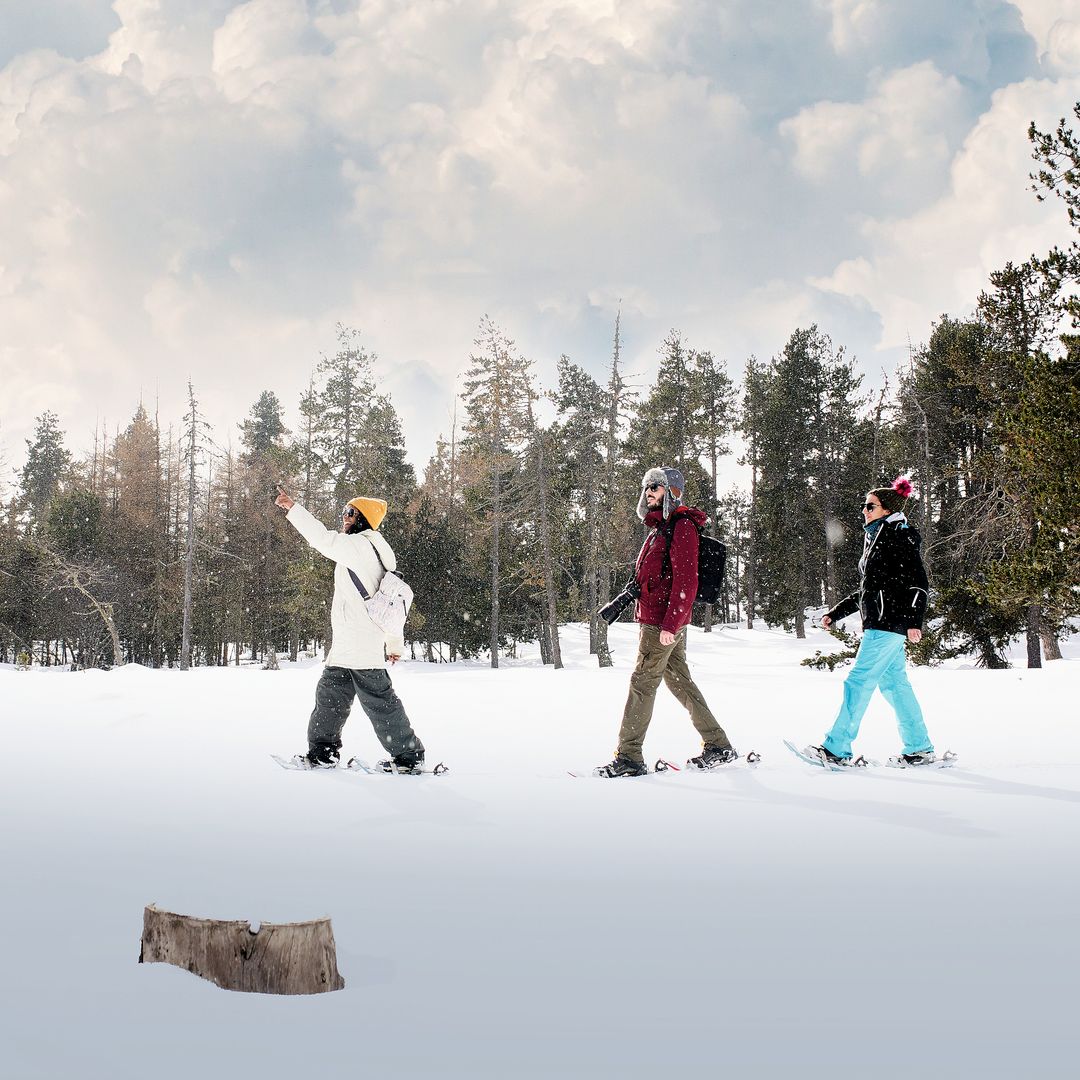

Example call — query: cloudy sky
[2,0,1079,486]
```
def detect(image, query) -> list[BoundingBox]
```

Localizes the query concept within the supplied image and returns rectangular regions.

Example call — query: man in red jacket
[596,466,737,777]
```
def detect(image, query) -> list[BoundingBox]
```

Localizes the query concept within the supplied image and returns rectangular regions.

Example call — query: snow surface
[2,624,1078,1079]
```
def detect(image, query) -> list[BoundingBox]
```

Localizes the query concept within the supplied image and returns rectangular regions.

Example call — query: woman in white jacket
[275,487,425,772]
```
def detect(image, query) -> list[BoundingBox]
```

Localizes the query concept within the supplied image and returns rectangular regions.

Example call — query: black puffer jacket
[826,515,929,636]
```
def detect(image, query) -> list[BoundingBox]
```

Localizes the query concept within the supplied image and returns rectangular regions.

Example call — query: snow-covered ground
[2,623,1078,1079]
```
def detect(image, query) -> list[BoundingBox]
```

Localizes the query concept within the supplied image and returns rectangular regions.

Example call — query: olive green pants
[617,624,730,763]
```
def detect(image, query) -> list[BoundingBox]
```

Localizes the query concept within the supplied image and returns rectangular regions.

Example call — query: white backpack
[347,541,414,637]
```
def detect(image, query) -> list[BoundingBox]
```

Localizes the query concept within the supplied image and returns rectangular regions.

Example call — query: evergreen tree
[688,348,736,629]
[460,317,532,668]
[595,311,636,665]
[20,411,72,526]
[553,356,607,657]
[971,260,1072,666]
[238,391,297,667]
[748,327,866,637]
[895,317,1014,666]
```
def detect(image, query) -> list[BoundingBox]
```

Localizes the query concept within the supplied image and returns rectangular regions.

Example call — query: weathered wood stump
[139,904,345,995]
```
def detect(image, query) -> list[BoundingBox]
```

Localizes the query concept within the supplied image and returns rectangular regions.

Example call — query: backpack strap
[347,535,389,601]
[660,512,702,578]
[348,568,371,600]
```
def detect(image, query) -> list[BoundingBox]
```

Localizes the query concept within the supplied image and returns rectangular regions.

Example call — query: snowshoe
[687,744,739,770]
[887,750,935,767]
[376,753,426,775]
[886,750,957,769]
[272,751,339,771]
[784,741,873,771]
[805,744,851,767]
[593,755,649,778]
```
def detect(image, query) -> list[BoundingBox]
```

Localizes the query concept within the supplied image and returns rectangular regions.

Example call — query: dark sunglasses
[862,502,881,512]
[342,507,359,519]
[646,482,665,492]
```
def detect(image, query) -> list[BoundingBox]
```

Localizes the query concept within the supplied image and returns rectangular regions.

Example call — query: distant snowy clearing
[2,623,1077,1079]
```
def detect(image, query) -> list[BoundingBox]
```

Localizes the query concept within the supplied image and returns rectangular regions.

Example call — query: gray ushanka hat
[637,466,685,521]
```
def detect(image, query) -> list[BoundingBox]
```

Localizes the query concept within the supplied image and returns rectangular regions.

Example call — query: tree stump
[139,905,345,995]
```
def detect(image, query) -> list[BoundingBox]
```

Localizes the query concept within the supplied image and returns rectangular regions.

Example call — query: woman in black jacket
[804,478,936,768]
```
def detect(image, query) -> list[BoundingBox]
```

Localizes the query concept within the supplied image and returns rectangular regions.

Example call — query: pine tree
[688,349,736,629]
[180,382,212,671]
[520,390,564,668]
[460,317,532,668]
[554,356,607,657]
[313,326,374,505]
[972,260,1072,667]
[895,317,1014,666]
[748,327,866,637]
[238,391,297,668]
[20,411,72,526]
[596,312,635,665]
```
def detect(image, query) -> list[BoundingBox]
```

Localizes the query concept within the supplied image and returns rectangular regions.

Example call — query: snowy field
[2,623,1078,1080]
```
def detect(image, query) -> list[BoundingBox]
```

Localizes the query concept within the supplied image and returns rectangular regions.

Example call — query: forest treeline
[1,110,1078,672]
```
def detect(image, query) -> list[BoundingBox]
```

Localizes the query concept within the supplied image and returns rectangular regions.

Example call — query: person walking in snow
[803,477,936,769]
[596,466,737,777]
[274,486,426,773]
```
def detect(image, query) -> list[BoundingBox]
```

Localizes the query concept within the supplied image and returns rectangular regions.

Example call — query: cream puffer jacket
[286,503,405,668]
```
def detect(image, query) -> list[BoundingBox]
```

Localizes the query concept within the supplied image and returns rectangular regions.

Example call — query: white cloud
[812,74,1080,349]
[781,62,971,211]
[0,0,1077,483]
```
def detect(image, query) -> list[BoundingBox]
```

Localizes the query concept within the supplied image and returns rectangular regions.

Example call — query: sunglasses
[342,507,359,519]
[646,483,665,492]
[862,502,881,512]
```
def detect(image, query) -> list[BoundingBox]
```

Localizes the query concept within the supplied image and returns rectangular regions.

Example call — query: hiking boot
[888,750,936,768]
[377,752,426,775]
[303,747,340,769]
[688,744,739,770]
[593,754,649,778]
[804,745,851,767]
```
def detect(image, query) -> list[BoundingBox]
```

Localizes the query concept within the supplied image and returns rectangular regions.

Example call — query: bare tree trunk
[594,570,613,667]
[538,618,552,664]
[1025,603,1042,669]
[1040,623,1062,661]
[139,905,344,995]
[594,312,624,669]
[746,466,757,630]
[530,407,563,669]
[585,448,599,655]
[180,383,198,671]
[703,443,719,632]
[823,518,838,607]
[490,459,501,670]
[909,375,935,576]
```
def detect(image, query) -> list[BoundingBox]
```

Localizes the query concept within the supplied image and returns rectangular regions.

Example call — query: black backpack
[661,516,727,606]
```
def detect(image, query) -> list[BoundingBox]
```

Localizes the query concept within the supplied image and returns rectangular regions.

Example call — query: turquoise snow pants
[822,628,932,759]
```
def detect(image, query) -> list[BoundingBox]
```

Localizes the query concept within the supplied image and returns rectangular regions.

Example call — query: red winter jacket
[633,506,706,633]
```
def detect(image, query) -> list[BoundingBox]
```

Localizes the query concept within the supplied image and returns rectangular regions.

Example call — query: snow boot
[688,744,739,770]
[803,745,852,767]
[887,750,937,768]
[377,752,426,775]
[594,754,649,778]
[283,748,339,770]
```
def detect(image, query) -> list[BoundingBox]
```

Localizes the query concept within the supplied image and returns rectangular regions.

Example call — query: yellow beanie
[347,496,387,531]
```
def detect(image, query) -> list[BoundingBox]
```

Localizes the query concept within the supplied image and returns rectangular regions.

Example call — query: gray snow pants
[308,665,424,763]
